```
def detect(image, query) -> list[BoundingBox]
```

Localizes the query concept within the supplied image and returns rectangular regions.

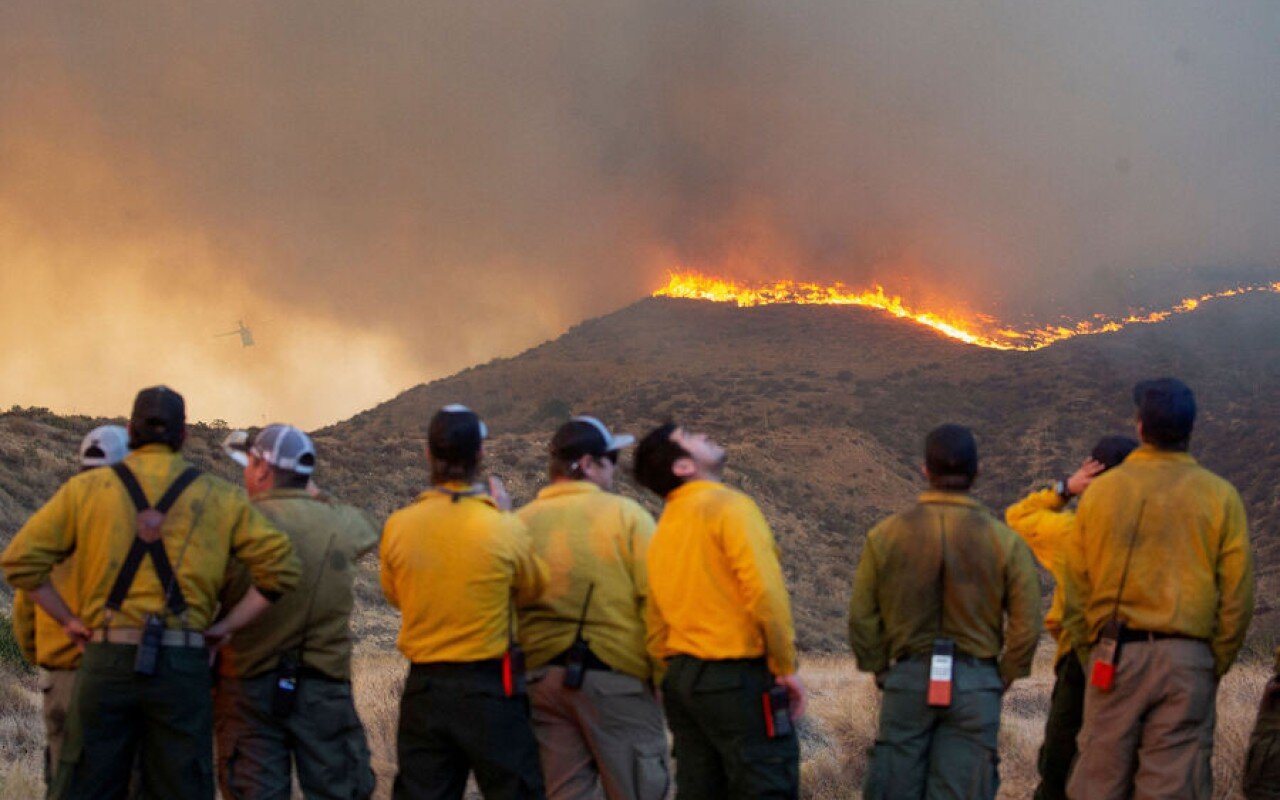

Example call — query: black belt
[1115,628,1206,645]
[898,651,996,668]
[409,658,504,677]
[548,646,614,673]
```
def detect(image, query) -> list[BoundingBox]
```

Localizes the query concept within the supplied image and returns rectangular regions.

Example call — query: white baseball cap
[79,425,129,468]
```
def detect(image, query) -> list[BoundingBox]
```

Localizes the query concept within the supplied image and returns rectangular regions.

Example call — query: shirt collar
[253,487,315,503]
[1125,444,1197,465]
[666,479,720,502]
[536,481,603,501]
[416,481,497,508]
[917,490,981,508]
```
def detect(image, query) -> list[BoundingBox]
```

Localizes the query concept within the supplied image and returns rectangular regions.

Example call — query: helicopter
[215,320,255,347]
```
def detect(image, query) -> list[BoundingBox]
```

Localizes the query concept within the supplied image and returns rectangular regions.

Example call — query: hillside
[3,293,1279,655]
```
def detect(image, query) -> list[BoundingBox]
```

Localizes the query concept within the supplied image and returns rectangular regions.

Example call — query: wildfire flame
[653,272,1280,351]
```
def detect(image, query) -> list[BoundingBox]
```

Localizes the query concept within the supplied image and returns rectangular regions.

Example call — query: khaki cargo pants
[39,667,77,784]
[1245,675,1280,800]
[863,657,1004,800]
[214,671,375,800]
[1067,638,1216,800]
[528,665,669,800]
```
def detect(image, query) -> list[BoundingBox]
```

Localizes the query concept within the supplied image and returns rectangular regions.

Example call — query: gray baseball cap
[223,424,316,475]
[79,425,129,468]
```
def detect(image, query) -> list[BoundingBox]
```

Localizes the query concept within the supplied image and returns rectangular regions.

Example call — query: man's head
[225,424,316,494]
[548,416,635,490]
[633,422,726,498]
[924,424,979,491]
[1133,377,1195,451]
[1091,435,1139,470]
[79,425,129,471]
[127,386,186,451]
[428,404,486,485]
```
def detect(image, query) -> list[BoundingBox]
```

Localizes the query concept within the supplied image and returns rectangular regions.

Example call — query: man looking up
[1,386,300,799]
[849,424,1041,800]
[214,424,378,800]
[1063,379,1254,800]
[517,416,668,800]
[12,424,129,785]
[1004,435,1137,800]
[634,422,803,800]
[380,404,549,800]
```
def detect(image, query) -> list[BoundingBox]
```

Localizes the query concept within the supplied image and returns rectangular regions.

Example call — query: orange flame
[653,272,1280,351]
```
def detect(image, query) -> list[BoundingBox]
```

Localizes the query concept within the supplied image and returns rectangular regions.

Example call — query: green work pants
[214,671,375,800]
[660,655,799,800]
[1035,655,1085,800]
[50,642,214,800]
[1245,675,1280,800]
[393,660,546,800]
[864,658,1004,800]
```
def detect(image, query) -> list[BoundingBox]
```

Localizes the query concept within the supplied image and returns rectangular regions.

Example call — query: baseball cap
[128,385,185,449]
[428,404,487,462]
[223,424,316,475]
[550,416,635,461]
[1091,435,1139,470]
[79,425,129,468]
[1133,377,1196,445]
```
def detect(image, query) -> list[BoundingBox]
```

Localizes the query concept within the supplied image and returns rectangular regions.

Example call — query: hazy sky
[3,2,1278,427]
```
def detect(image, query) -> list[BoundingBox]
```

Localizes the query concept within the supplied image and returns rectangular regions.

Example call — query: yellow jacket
[516,481,658,681]
[646,480,797,677]
[1061,446,1253,676]
[2,445,300,632]
[12,589,39,665]
[849,492,1043,686]
[380,483,548,663]
[218,489,380,681]
[1005,488,1073,664]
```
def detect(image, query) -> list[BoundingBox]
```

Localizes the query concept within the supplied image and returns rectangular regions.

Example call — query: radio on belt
[927,638,955,708]
[1090,618,1124,691]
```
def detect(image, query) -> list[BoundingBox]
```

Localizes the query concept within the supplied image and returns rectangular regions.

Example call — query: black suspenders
[106,464,203,618]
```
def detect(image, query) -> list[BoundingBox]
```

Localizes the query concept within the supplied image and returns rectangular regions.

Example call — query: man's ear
[920,462,930,482]
[672,455,698,479]
[1135,418,1145,441]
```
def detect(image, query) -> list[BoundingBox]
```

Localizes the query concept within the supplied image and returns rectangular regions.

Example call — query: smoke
[2,2,1277,425]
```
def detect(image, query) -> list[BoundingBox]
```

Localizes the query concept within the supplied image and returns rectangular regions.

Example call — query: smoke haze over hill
[2,2,1278,425]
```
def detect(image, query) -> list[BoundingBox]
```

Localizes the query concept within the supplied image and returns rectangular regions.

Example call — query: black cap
[428,404,487,463]
[925,423,978,478]
[550,416,636,461]
[1133,378,1196,447]
[1091,435,1139,470]
[128,385,185,449]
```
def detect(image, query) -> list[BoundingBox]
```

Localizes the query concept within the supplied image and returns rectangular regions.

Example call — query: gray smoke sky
[2,1,1277,426]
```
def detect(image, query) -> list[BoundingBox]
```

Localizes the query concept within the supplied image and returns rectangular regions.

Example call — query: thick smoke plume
[2,2,1277,426]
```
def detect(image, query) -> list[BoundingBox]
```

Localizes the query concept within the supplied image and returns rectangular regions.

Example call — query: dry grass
[0,642,1269,799]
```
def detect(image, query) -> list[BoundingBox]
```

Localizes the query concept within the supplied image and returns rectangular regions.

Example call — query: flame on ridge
[653,272,1280,351]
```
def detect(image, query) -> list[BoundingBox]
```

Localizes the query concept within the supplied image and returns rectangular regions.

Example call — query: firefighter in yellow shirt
[380,404,549,800]
[11,424,129,785]
[1063,378,1254,800]
[1,386,300,800]
[1003,435,1136,800]
[634,422,803,800]
[517,416,668,800]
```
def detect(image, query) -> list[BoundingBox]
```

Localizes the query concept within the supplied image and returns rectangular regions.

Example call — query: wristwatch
[1054,479,1073,501]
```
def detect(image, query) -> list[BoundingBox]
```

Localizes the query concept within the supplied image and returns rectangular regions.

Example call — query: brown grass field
[0,642,1269,799]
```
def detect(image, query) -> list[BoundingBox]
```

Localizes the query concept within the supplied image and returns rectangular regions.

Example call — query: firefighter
[380,404,549,800]
[634,422,803,800]
[1245,647,1280,799]
[849,424,1041,800]
[1063,378,1253,799]
[517,416,668,800]
[1003,435,1137,800]
[214,424,378,800]
[1,386,300,799]
[11,424,129,785]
